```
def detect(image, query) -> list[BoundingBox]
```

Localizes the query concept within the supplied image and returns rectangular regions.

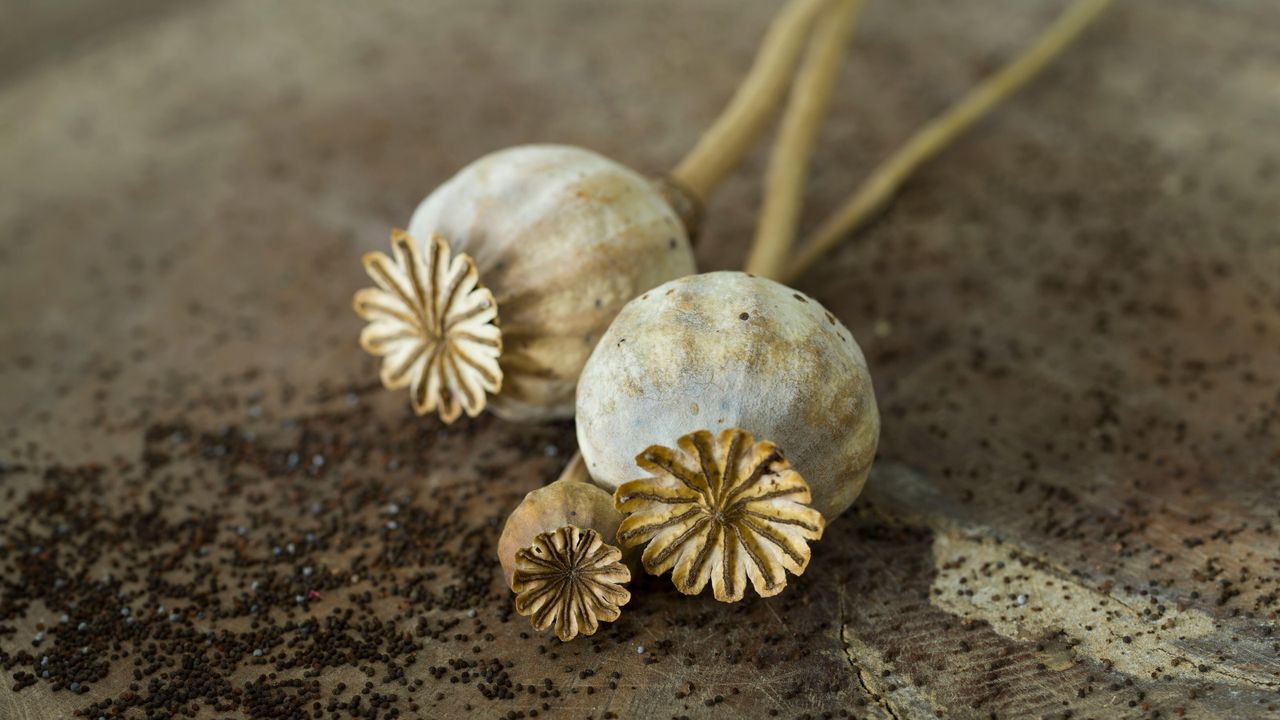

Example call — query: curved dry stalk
[783,0,1115,283]
[554,452,589,484]
[745,0,865,280]
[670,0,833,203]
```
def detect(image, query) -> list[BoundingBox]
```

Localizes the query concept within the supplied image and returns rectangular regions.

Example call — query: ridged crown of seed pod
[613,427,826,602]
[576,271,879,521]
[354,144,697,424]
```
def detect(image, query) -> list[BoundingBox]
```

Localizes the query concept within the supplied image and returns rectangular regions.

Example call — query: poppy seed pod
[355,144,697,423]
[575,271,879,600]
[497,458,632,641]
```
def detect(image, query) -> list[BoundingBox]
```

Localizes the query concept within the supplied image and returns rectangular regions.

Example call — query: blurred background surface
[2,1,1279,718]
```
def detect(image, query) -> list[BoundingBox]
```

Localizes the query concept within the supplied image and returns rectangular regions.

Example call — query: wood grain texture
[2,1,1279,718]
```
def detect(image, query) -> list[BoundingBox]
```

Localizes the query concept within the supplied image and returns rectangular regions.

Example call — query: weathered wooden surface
[2,1,1279,718]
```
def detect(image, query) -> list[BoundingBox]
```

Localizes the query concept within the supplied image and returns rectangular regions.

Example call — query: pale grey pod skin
[407,144,697,422]
[576,271,880,520]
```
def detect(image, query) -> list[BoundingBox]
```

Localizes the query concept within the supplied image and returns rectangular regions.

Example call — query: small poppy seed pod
[496,457,633,641]
[575,271,879,600]
[354,144,697,425]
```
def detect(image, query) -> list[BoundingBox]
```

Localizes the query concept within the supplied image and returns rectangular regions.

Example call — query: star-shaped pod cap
[511,526,631,642]
[614,428,824,602]
[353,230,502,423]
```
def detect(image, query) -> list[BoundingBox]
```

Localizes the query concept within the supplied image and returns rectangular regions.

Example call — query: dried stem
[554,452,589,484]
[783,0,1115,283]
[671,0,833,203]
[745,0,865,280]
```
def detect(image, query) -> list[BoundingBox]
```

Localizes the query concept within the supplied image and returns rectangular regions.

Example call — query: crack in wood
[837,589,904,720]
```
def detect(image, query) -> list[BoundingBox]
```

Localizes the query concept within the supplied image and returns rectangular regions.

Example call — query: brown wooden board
[2,1,1278,718]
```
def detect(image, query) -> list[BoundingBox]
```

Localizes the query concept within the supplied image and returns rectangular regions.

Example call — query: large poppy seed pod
[497,459,632,642]
[578,271,879,518]
[575,272,879,599]
[358,144,697,423]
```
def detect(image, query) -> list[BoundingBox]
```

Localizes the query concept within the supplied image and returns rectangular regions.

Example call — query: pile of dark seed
[0,381,604,719]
